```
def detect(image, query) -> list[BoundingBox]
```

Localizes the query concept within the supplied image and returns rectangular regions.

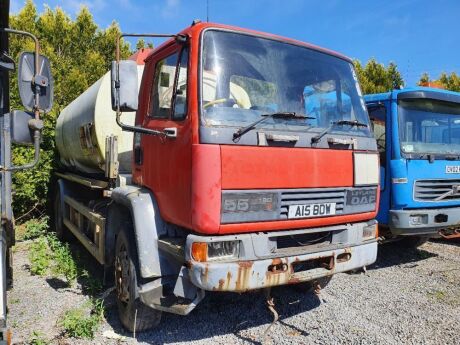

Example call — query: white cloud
[52,0,107,16]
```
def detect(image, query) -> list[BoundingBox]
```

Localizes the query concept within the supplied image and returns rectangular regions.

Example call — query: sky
[10,0,460,86]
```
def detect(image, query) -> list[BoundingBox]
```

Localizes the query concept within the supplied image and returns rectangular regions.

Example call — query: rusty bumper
[187,241,377,292]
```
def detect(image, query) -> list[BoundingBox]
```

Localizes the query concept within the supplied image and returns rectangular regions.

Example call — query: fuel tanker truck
[54,21,380,332]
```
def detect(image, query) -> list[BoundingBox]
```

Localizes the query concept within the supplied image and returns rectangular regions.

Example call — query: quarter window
[173,48,189,120]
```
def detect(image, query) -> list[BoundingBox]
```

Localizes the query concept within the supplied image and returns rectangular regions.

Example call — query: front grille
[274,232,332,249]
[414,179,460,201]
[280,188,345,219]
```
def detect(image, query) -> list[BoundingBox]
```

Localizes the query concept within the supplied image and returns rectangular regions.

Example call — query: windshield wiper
[311,120,368,144]
[232,112,315,142]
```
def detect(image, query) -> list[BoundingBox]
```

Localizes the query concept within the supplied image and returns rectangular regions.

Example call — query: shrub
[29,237,50,276]
[59,299,104,339]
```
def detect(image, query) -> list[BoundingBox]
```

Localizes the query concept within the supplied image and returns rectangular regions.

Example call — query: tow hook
[260,288,279,343]
[438,227,460,239]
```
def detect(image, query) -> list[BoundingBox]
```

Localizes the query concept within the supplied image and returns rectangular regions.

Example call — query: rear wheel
[115,227,161,332]
[53,186,70,241]
[398,236,429,248]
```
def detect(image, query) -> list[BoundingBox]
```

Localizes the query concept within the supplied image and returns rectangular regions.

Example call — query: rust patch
[218,279,225,290]
[235,261,254,291]
[202,265,209,284]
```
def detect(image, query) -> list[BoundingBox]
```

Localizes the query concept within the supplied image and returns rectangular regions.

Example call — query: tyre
[398,236,429,248]
[53,186,70,241]
[115,227,161,332]
[295,275,332,293]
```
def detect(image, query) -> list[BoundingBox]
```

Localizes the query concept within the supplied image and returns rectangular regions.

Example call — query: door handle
[164,127,177,138]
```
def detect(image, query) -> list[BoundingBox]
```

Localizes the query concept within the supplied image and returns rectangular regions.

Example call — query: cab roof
[144,21,353,64]
[364,87,460,104]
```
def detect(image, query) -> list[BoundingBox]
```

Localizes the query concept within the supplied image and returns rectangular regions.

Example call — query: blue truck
[365,87,460,246]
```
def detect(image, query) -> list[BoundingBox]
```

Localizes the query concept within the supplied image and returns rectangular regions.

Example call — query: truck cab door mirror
[10,110,36,145]
[18,52,54,112]
[111,60,138,112]
[0,53,15,72]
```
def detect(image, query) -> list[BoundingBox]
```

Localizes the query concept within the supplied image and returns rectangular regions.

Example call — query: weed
[23,216,49,241]
[29,330,48,345]
[47,234,78,285]
[59,299,104,339]
[29,237,51,276]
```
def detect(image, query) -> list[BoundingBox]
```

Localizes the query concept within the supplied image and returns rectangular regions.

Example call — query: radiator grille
[414,179,460,201]
[280,188,346,219]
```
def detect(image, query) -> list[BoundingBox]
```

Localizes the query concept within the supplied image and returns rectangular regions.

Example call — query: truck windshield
[200,30,370,136]
[398,98,460,155]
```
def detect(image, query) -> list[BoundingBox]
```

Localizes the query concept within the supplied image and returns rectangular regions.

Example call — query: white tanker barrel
[56,65,144,175]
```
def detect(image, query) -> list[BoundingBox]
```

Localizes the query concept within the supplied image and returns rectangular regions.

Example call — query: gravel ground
[8,239,460,344]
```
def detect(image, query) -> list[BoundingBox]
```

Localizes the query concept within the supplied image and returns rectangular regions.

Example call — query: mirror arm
[7,130,40,172]
[115,111,165,136]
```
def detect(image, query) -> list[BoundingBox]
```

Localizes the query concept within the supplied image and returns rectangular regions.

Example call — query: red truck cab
[130,22,379,292]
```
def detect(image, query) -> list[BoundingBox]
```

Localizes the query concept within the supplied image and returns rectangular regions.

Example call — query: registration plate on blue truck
[288,203,336,219]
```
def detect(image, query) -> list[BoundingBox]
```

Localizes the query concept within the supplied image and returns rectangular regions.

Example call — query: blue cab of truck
[364,87,460,246]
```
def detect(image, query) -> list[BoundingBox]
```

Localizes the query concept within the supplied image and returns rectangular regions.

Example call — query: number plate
[288,203,336,219]
[446,166,460,174]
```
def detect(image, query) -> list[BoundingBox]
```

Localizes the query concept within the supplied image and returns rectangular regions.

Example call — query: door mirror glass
[111,60,138,112]
[10,110,35,145]
[18,52,53,112]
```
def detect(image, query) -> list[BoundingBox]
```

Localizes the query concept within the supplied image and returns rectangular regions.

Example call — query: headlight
[362,222,378,240]
[191,241,240,262]
[354,152,379,186]
[221,192,278,223]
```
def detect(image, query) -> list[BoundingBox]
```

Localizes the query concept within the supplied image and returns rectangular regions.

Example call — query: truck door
[141,45,192,227]
[368,103,390,225]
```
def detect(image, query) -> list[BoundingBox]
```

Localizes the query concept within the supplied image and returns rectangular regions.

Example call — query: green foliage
[23,216,49,240]
[47,234,78,283]
[354,58,404,95]
[418,72,460,92]
[29,236,51,275]
[29,330,49,345]
[9,1,131,219]
[28,232,78,285]
[59,299,104,339]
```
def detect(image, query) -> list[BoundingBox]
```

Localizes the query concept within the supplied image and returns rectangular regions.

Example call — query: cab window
[149,53,179,118]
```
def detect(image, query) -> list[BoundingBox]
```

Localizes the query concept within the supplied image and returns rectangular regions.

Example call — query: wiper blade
[311,119,368,144]
[232,112,315,142]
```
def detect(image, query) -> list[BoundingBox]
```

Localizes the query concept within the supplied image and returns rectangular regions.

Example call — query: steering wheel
[204,98,242,109]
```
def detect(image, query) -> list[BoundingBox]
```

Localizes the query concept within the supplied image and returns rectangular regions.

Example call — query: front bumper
[389,207,460,236]
[186,221,377,292]
[187,242,377,292]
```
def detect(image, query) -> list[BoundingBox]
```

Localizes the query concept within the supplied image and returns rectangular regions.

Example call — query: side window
[368,105,386,166]
[172,48,189,120]
[149,53,178,118]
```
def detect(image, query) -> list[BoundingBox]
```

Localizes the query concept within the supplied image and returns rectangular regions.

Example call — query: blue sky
[10,0,460,86]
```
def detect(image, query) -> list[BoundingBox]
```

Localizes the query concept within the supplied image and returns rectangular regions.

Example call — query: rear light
[191,241,240,262]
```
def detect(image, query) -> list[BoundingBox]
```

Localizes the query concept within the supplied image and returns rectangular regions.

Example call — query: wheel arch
[108,186,167,279]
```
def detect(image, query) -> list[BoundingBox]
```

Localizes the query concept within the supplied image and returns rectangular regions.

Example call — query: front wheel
[115,228,161,332]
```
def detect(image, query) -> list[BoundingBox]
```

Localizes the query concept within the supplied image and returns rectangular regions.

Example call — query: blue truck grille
[414,179,460,202]
[279,188,346,219]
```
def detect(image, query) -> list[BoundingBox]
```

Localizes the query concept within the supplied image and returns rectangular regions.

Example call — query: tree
[353,58,404,95]
[418,72,460,92]
[9,0,131,219]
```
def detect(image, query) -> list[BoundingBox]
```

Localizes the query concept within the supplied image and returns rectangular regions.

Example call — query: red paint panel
[219,211,377,235]
[191,144,222,233]
[221,146,353,189]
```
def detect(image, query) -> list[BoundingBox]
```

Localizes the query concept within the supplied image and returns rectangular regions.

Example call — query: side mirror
[111,60,138,112]
[0,53,15,72]
[18,52,54,112]
[10,110,41,146]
